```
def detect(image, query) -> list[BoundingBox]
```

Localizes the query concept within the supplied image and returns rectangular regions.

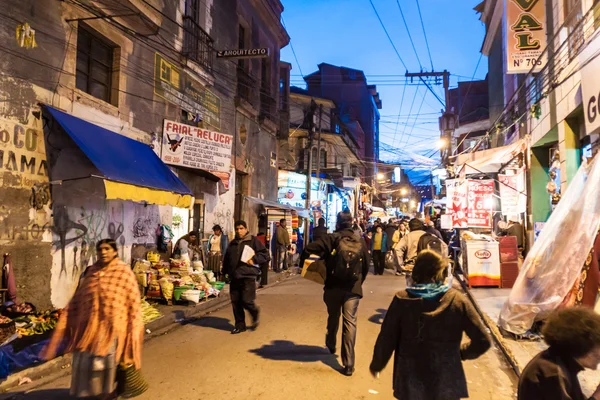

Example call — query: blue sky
[280,0,488,185]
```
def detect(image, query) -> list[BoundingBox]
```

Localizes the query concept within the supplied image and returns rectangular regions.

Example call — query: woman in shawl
[370,250,491,400]
[43,239,143,399]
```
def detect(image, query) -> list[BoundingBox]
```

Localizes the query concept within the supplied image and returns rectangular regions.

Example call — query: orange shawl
[44,258,143,368]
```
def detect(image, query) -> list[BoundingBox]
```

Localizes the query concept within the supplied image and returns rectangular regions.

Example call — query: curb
[0,270,299,396]
[454,273,522,378]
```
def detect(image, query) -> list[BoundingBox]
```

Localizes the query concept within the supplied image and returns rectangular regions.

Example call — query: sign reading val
[505,0,547,74]
[161,120,233,176]
[467,179,494,228]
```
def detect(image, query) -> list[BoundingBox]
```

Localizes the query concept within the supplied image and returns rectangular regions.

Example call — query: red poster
[446,179,468,228]
[467,179,494,228]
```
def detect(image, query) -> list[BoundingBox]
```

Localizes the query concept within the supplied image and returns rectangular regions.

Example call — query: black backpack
[417,233,448,257]
[329,234,364,281]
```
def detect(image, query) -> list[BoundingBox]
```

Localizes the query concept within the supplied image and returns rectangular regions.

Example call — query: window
[311,148,317,171]
[320,149,327,169]
[182,0,213,70]
[76,27,114,103]
[564,0,583,59]
[335,124,340,133]
[238,25,246,70]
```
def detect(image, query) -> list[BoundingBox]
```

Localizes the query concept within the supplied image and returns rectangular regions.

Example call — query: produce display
[141,299,162,324]
[14,311,60,337]
[0,316,11,325]
[7,304,34,315]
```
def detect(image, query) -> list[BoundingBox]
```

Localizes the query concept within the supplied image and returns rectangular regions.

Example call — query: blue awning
[44,105,194,207]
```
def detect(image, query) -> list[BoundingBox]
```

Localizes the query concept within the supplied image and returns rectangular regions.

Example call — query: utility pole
[315,104,324,179]
[429,170,435,201]
[304,100,317,245]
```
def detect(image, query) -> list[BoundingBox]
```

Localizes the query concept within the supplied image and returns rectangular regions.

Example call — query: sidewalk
[471,288,598,397]
[0,268,298,394]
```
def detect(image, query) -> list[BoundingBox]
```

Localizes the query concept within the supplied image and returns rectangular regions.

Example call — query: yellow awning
[104,180,194,208]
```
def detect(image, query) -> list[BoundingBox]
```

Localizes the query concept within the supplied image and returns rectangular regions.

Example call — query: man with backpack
[394,218,427,276]
[299,211,370,377]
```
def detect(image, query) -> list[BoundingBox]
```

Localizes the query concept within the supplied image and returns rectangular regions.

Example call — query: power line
[415,0,434,71]
[368,0,408,71]
[396,0,422,69]
[281,16,304,77]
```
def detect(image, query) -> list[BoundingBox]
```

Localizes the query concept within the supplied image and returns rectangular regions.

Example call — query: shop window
[311,148,317,171]
[76,26,116,104]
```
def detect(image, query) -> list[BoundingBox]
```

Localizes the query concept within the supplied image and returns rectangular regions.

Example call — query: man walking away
[394,218,427,276]
[426,221,444,240]
[222,221,270,334]
[313,217,328,242]
[299,211,370,376]
[275,218,291,272]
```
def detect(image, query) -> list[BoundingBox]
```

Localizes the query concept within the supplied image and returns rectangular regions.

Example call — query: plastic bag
[499,155,600,335]
[158,278,174,301]
[384,251,397,270]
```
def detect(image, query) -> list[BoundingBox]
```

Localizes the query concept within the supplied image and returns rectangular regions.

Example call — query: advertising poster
[467,179,494,228]
[499,170,526,215]
[446,179,468,228]
[505,0,547,74]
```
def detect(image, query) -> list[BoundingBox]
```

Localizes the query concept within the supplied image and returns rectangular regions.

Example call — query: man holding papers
[222,220,271,334]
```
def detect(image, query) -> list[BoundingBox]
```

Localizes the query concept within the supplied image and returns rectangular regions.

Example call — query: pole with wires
[304,100,317,246]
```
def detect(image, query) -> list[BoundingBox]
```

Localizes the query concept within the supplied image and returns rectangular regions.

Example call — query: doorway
[234,171,247,222]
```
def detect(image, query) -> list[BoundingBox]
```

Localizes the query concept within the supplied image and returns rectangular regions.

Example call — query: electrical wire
[415,0,434,71]
[396,0,423,69]
[368,0,408,71]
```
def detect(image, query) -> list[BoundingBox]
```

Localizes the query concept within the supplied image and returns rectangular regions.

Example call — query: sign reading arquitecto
[154,53,221,130]
[161,120,233,186]
[216,48,270,59]
[505,0,547,74]
[581,39,600,134]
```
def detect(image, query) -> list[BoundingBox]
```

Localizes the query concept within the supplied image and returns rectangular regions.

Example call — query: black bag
[417,233,448,257]
[329,234,364,281]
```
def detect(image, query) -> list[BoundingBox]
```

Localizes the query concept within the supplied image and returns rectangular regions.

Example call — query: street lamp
[400,188,408,195]
[436,138,448,149]
[439,111,457,166]
[377,172,384,181]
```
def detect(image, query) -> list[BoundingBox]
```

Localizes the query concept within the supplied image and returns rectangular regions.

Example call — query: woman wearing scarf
[43,239,144,399]
[370,250,491,400]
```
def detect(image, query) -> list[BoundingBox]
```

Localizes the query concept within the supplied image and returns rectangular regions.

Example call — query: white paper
[241,245,255,264]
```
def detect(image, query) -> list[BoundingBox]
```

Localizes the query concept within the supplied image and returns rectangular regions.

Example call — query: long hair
[411,250,448,284]
[96,238,118,252]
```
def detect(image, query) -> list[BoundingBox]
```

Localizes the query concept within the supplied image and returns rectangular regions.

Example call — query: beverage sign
[161,120,232,178]
[505,0,547,74]
[446,179,468,228]
[467,179,494,228]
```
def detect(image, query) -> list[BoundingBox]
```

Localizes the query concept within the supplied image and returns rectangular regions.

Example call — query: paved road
[8,273,517,399]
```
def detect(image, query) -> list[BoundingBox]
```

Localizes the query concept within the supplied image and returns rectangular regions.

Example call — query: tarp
[245,196,310,219]
[499,156,600,335]
[44,106,193,208]
[455,138,527,175]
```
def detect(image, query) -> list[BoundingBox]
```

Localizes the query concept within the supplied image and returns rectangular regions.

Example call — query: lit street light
[400,188,408,195]
[436,138,448,149]
[377,172,384,180]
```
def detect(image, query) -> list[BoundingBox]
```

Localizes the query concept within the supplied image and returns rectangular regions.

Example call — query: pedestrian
[392,223,407,246]
[313,217,328,242]
[299,211,370,376]
[352,220,363,238]
[371,225,388,275]
[385,220,397,243]
[173,231,201,264]
[222,220,271,334]
[363,230,373,254]
[256,232,269,288]
[275,218,291,272]
[42,239,145,400]
[394,218,427,276]
[207,225,228,278]
[426,221,444,240]
[370,250,491,400]
[518,307,600,400]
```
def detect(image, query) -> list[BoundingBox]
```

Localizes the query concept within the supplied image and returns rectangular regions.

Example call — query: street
[9,273,517,400]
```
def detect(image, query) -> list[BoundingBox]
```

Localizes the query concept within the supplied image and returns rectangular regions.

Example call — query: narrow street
[9,274,517,400]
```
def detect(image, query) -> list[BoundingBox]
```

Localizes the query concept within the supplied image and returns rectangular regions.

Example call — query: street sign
[216,48,270,59]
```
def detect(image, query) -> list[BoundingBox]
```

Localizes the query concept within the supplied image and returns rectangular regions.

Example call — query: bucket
[173,285,193,301]
[181,289,202,304]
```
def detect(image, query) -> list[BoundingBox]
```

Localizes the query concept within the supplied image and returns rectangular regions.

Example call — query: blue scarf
[406,282,449,301]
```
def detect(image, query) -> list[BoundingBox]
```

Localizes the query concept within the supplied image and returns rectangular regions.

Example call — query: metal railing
[237,67,256,105]
[182,16,214,72]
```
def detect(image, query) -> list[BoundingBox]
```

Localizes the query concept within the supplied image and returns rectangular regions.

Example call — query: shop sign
[277,170,320,191]
[446,179,468,228]
[581,38,600,134]
[154,53,221,130]
[161,120,233,180]
[216,48,270,59]
[467,179,494,228]
[499,170,526,215]
[505,0,547,74]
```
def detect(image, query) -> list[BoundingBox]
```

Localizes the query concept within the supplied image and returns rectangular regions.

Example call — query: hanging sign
[581,40,600,134]
[499,170,526,215]
[446,179,468,228]
[505,0,547,74]
[467,179,494,228]
[216,48,270,59]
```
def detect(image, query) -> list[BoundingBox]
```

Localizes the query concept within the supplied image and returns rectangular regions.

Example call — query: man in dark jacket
[519,307,600,400]
[299,211,370,377]
[426,221,444,240]
[222,220,271,334]
[312,217,328,242]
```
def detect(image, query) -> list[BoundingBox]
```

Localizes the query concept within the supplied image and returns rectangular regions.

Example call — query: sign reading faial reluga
[505,0,547,74]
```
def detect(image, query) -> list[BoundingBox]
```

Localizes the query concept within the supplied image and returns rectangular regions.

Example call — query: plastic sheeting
[0,338,51,380]
[499,155,600,335]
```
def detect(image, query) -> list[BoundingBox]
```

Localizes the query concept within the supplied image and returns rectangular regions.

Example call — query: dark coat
[312,226,328,242]
[300,229,370,297]
[370,288,491,400]
[222,234,270,280]
[518,348,590,400]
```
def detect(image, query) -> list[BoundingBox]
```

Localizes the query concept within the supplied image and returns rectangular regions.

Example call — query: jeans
[372,250,385,275]
[277,245,288,271]
[230,278,259,329]
[323,288,360,369]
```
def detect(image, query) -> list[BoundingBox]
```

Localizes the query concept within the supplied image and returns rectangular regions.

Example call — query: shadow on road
[368,308,387,325]
[0,389,71,400]
[249,340,342,372]
[190,316,235,331]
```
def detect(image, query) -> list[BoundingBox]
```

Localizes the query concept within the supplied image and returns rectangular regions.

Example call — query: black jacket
[312,226,328,242]
[222,234,271,280]
[300,229,370,297]
[518,348,591,400]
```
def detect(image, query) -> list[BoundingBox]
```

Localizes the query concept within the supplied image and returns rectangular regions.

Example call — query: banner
[581,37,600,135]
[467,179,494,228]
[499,170,526,215]
[446,179,468,228]
[505,0,547,74]
[161,120,233,184]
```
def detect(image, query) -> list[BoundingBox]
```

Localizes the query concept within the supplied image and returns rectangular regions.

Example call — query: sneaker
[342,366,354,376]
[231,327,247,334]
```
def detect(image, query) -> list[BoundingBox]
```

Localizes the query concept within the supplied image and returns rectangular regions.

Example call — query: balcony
[237,67,256,105]
[182,16,214,72]
[260,89,276,121]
